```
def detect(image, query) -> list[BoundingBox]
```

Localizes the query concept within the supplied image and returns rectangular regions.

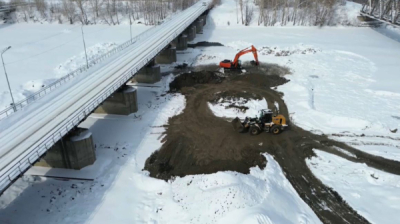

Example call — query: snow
[208,97,268,119]
[194,26,400,138]
[307,150,400,224]
[26,166,99,180]
[1,0,400,223]
[333,1,363,26]
[54,42,118,78]
[209,0,364,27]
[355,145,400,161]
[0,74,321,224]
[330,134,400,161]
[167,154,321,224]
[332,146,357,158]
[70,129,92,142]
[0,23,150,110]
[274,101,279,112]
[189,0,400,160]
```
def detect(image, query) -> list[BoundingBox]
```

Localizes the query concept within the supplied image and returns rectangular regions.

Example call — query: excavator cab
[220,46,258,69]
[220,60,243,69]
[220,59,233,69]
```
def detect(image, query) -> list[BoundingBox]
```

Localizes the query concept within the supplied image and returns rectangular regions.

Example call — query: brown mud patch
[188,41,224,48]
[144,63,400,224]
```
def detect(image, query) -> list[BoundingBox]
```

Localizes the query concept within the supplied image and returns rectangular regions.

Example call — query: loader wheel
[271,126,281,135]
[249,126,260,136]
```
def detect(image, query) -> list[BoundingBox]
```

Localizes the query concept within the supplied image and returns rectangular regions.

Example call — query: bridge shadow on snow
[0,86,178,223]
[0,11,217,224]
[371,25,400,43]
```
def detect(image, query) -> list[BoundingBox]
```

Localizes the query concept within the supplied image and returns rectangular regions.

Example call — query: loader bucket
[231,117,245,133]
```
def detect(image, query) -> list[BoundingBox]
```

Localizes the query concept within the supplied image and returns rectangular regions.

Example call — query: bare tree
[7,0,200,25]
[62,0,76,24]
[256,0,264,25]
[244,1,253,26]
[76,0,89,24]
[34,0,47,17]
[48,1,61,23]
[239,0,244,24]
[89,0,102,24]
[104,0,115,25]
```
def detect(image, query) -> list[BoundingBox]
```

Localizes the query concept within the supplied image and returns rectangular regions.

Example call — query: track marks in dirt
[144,64,400,224]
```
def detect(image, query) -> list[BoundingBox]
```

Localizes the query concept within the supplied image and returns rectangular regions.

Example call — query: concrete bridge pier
[184,26,196,42]
[155,46,177,64]
[134,60,161,83]
[200,15,207,26]
[36,128,96,170]
[94,85,138,115]
[176,34,188,51]
[195,18,204,34]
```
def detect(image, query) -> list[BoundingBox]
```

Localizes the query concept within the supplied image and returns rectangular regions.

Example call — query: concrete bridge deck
[0,0,211,194]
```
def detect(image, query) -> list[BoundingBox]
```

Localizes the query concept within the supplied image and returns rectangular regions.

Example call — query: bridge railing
[0,15,180,121]
[0,1,209,193]
[0,3,33,11]
[361,0,400,25]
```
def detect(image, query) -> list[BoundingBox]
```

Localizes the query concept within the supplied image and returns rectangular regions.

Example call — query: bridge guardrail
[0,2,209,193]
[0,15,182,121]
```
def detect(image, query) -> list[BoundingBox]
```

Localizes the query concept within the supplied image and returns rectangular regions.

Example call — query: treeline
[236,0,347,26]
[2,0,199,25]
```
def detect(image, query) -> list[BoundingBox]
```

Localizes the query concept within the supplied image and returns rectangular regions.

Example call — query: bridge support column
[155,47,177,64]
[200,15,207,26]
[133,62,161,83]
[184,26,196,42]
[94,85,138,115]
[176,35,188,51]
[35,128,96,170]
[195,18,204,34]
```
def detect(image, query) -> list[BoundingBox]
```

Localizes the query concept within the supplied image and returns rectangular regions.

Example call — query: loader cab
[259,109,273,123]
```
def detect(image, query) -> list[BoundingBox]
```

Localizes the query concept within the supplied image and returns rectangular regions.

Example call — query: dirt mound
[144,63,400,223]
[258,46,321,56]
[209,90,263,113]
[169,71,225,92]
[188,41,224,48]
[210,90,263,102]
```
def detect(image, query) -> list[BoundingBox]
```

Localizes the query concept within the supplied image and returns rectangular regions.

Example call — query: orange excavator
[219,45,259,69]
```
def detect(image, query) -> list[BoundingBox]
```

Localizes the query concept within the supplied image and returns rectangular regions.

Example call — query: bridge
[0,3,31,13]
[0,1,211,194]
[360,0,400,26]
[0,5,16,13]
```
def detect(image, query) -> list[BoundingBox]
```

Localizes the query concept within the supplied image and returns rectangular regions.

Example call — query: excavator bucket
[231,117,245,133]
[250,60,259,66]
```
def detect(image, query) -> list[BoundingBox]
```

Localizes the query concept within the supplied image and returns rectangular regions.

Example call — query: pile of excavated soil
[209,90,264,113]
[210,90,263,103]
[169,71,225,92]
[188,41,224,48]
[144,63,400,224]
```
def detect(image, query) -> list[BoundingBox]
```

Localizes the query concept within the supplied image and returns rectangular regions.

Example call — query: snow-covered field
[307,150,400,224]
[0,24,150,110]
[0,74,321,224]
[208,97,268,119]
[1,0,400,223]
[190,0,400,162]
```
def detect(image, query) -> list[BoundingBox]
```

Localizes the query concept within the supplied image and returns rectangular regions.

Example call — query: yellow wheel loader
[231,109,288,135]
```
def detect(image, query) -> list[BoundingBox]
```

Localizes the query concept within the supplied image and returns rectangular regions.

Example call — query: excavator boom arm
[232,45,259,67]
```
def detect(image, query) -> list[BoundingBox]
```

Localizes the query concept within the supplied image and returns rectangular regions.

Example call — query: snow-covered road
[0,1,210,193]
